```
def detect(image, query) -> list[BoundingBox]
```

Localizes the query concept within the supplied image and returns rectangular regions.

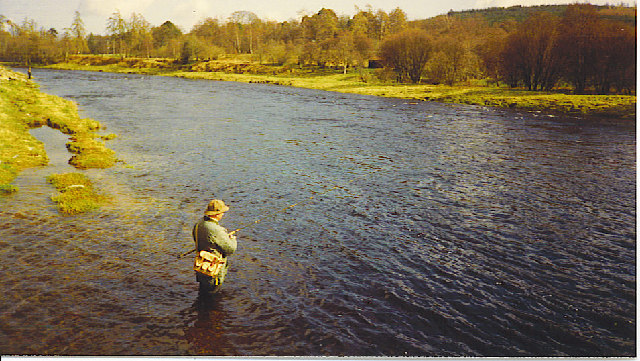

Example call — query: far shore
[21,55,636,120]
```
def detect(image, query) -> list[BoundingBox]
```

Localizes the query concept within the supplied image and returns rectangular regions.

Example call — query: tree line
[0,4,635,94]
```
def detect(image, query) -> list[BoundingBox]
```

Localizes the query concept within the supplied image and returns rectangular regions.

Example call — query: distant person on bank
[192,199,237,294]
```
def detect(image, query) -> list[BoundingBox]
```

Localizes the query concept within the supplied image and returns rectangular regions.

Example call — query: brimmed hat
[204,199,229,216]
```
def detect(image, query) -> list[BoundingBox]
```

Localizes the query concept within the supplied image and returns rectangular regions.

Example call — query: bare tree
[555,4,600,94]
[229,11,258,53]
[70,11,88,54]
[106,10,127,56]
[129,13,153,57]
[379,28,432,83]
[499,12,561,91]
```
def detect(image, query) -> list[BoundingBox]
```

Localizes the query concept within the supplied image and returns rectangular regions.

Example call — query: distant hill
[440,4,636,25]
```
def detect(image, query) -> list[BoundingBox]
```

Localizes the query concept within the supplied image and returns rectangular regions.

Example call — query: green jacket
[192,216,237,284]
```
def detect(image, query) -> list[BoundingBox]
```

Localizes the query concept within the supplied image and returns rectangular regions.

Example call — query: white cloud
[78,0,155,17]
[77,0,215,32]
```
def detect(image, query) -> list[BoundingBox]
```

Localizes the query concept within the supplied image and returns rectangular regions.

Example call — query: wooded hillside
[0,4,636,94]
[442,4,636,24]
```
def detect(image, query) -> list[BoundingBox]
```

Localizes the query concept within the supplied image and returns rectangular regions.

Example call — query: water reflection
[182,292,236,355]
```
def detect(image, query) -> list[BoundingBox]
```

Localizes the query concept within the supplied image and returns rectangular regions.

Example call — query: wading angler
[192,199,237,294]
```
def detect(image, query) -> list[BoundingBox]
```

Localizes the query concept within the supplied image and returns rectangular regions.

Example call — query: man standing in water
[192,199,237,294]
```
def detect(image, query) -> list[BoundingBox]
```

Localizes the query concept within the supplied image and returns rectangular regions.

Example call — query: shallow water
[0,68,635,356]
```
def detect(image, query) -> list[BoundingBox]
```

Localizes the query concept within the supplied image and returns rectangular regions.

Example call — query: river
[0,68,635,356]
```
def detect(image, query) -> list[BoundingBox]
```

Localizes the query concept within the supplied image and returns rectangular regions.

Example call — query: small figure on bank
[192,199,237,294]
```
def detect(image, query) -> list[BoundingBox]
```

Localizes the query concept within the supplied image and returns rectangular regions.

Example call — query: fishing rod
[177,166,388,259]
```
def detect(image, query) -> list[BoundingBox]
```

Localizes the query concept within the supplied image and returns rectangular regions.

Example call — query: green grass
[0,65,116,212]
[0,69,50,191]
[47,172,107,214]
[66,134,116,169]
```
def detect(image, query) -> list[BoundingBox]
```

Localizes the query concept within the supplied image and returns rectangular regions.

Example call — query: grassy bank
[47,172,106,214]
[44,55,636,119]
[0,66,116,213]
[0,69,48,193]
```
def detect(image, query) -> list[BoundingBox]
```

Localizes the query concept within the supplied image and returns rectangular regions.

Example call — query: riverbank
[0,66,115,213]
[42,55,636,120]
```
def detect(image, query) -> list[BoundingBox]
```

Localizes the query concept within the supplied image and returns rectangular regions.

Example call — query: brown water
[0,68,635,356]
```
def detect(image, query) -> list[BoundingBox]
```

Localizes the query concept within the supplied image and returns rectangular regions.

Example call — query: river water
[0,68,635,356]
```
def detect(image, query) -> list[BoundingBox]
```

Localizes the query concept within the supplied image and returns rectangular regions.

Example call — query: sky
[0,0,632,34]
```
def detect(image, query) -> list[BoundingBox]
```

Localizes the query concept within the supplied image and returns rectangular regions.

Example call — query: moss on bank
[66,133,117,169]
[47,172,106,214]
[44,55,636,120]
[0,66,115,213]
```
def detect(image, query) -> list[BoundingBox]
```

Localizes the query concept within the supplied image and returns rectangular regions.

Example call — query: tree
[349,9,372,36]
[350,6,392,40]
[189,18,216,43]
[301,8,339,41]
[298,8,341,66]
[379,28,432,83]
[14,19,40,64]
[180,37,195,64]
[475,26,508,86]
[152,20,182,57]
[299,41,320,66]
[274,20,302,44]
[229,11,258,53]
[427,36,467,85]
[260,39,289,65]
[70,11,87,54]
[87,33,108,54]
[555,4,600,93]
[128,13,153,57]
[553,4,636,94]
[587,19,636,94]
[499,12,561,90]
[373,10,389,40]
[594,21,635,94]
[352,33,373,66]
[415,15,493,84]
[153,21,182,44]
[106,10,127,56]
[333,30,356,73]
[388,8,408,34]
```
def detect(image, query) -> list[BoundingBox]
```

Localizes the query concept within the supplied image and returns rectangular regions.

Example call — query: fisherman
[192,199,237,294]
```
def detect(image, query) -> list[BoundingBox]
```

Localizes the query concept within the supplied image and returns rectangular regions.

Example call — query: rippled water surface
[1,68,635,356]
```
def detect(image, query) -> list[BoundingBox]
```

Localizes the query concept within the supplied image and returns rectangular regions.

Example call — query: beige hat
[204,199,229,216]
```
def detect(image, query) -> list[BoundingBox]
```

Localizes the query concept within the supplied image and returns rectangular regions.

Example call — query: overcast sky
[0,0,630,34]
